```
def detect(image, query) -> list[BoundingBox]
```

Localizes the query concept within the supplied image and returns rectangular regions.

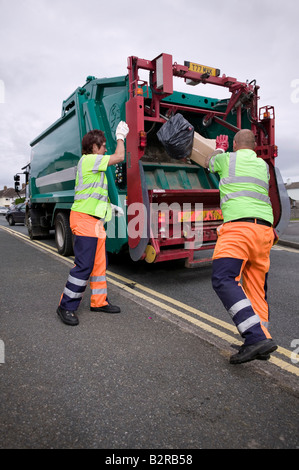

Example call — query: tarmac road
[0,220,298,451]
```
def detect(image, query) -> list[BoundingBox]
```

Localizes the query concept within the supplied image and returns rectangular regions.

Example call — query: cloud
[0,0,298,190]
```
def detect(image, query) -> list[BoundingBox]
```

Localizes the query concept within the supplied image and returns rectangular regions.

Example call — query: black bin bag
[157,113,194,160]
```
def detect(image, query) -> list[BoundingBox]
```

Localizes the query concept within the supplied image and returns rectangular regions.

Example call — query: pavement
[278,221,299,249]
[0,225,298,451]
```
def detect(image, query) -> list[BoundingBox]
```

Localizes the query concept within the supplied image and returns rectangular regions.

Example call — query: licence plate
[184,61,220,77]
[178,209,223,222]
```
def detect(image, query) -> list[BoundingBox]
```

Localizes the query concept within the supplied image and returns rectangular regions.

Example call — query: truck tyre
[55,212,73,256]
[26,210,49,239]
[27,212,34,239]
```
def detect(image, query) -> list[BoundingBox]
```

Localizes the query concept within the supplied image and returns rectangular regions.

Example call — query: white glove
[116,121,129,141]
[111,203,124,217]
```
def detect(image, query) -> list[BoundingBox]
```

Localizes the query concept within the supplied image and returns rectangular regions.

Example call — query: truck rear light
[158,211,166,237]
[158,211,165,224]
[273,145,278,157]
[139,131,147,148]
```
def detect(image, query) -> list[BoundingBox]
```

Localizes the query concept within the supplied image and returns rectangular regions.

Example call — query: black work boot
[57,306,79,326]
[230,339,277,364]
[90,300,121,314]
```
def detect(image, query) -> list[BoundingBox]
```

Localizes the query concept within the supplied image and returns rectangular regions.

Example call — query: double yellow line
[1,225,299,377]
[107,272,299,377]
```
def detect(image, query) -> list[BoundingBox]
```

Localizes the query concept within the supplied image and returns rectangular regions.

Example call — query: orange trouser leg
[60,211,108,311]
[241,226,272,339]
[90,222,108,308]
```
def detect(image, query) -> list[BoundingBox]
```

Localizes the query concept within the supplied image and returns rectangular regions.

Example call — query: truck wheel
[26,210,49,239]
[55,212,73,256]
[27,213,34,239]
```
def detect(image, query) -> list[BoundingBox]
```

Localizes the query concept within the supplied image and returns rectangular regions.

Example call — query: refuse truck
[21,53,290,267]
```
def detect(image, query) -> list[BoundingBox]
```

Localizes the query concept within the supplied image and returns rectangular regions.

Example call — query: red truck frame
[125,53,284,266]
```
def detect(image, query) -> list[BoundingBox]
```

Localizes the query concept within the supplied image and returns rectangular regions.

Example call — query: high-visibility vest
[209,150,273,224]
[71,154,112,221]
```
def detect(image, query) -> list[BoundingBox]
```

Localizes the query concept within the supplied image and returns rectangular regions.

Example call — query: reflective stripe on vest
[73,154,111,220]
[75,157,108,197]
[219,152,271,208]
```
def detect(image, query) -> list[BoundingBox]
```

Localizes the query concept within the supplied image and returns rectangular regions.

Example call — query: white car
[0,206,8,216]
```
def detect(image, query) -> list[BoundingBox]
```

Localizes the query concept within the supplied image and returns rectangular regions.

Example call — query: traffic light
[14,174,20,192]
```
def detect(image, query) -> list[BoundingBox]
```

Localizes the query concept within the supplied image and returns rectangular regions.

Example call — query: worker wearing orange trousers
[212,221,274,344]
[57,122,129,326]
[206,129,278,364]
[59,211,108,313]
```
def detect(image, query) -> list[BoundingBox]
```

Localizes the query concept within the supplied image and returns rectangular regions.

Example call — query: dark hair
[81,129,106,155]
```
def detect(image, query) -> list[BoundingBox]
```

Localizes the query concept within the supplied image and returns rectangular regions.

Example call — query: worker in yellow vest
[206,129,277,364]
[57,121,129,326]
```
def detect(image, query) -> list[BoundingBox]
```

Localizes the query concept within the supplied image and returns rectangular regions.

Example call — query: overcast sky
[0,0,298,190]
